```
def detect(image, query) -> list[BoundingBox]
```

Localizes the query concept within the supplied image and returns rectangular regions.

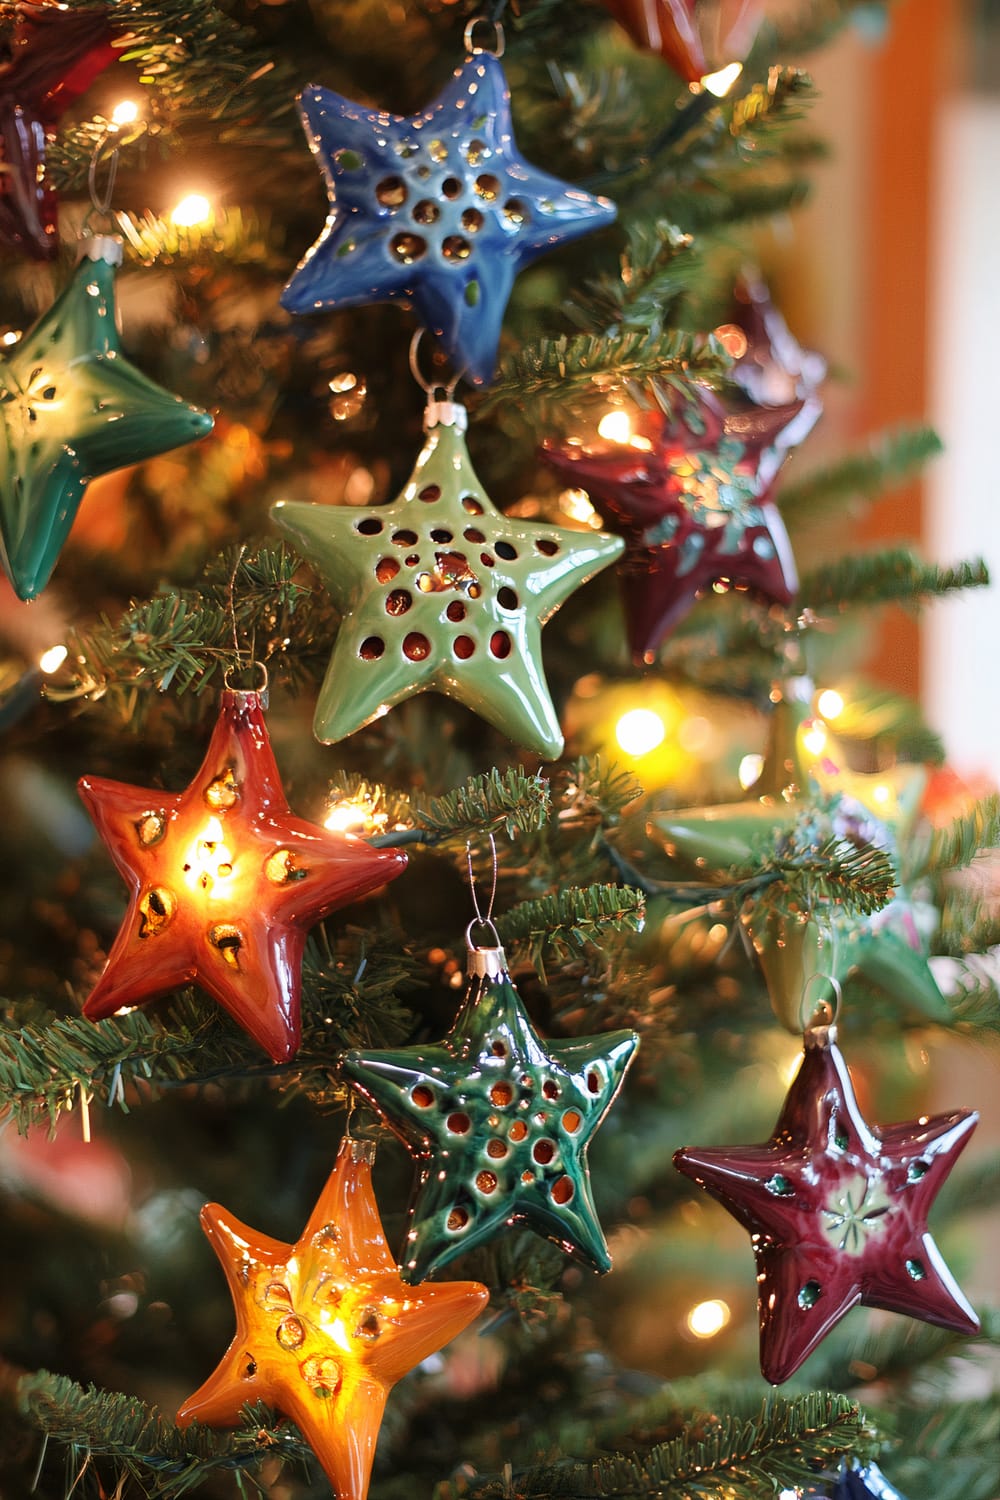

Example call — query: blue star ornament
[281,52,616,383]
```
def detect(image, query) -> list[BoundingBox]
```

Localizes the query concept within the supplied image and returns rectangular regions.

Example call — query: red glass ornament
[601,0,761,82]
[674,1028,979,1384]
[79,690,407,1062]
[0,3,117,259]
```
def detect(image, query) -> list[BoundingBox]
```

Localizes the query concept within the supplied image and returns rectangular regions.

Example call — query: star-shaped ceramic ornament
[177,1136,488,1500]
[280,50,616,383]
[0,237,214,600]
[342,938,638,1282]
[542,385,801,664]
[272,401,623,758]
[79,689,408,1062]
[674,1021,978,1384]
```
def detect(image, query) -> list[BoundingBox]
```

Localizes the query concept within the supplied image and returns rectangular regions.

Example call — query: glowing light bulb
[111,99,139,126]
[559,487,598,525]
[701,61,743,97]
[38,644,67,674]
[324,794,388,836]
[779,1489,802,1500]
[183,816,235,893]
[872,782,891,806]
[2,329,21,346]
[171,193,212,228]
[817,688,844,721]
[615,708,666,757]
[802,720,827,757]
[686,1299,730,1338]
[598,410,632,444]
[738,752,764,790]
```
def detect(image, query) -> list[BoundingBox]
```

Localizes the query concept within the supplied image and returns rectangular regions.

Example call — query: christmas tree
[0,3,996,1500]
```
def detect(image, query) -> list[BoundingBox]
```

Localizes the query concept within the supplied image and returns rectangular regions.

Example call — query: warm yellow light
[738,752,764,790]
[183,817,235,893]
[872,783,891,806]
[171,192,212,228]
[111,99,140,126]
[686,1298,731,1338]
[598,410,632,444]
[2,329,21,346]
[38,644,67,674]
[615,708,666,757]
[559,488,598,525]
[817,689,844,721]
[802,720,827,757]
[701,61,743,97]
[324,794,388,836]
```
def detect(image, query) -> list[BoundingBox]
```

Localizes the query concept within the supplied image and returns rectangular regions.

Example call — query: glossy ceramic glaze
[280,51,616,383]
[674,1030,979,1384]
[79,691,407,1061]
[542,386,800,663]
[0,247,214,599]
[0,3,116,258]
[343,943,638,1281]
[177,1137,488,1500]
[601,0,761,81]
[272,404,623,758]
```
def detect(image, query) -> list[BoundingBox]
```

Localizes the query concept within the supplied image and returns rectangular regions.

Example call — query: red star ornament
[673,1025,979,1384]
[542,387,800,664]
[0,3,117,258]
[177,1137,488,1500]
[78,690,407,1062]
[600,0,761,82]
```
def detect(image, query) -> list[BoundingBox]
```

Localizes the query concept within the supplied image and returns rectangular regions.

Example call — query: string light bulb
[597,409,632,444]
[701,61,743,97]
[324,791,390,837]
[817,688,844,721]
[171,192,212,228]
[686,1298,731,1338]
[615,707,666,757]
[801,719,827,757]
[110,99,139,127]
[38,644,67,674]
[738,752,764,790]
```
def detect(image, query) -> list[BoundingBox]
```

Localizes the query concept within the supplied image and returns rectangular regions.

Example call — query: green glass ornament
[0,236,214,600]
[342,936,638,1282]
[271,400,623,758]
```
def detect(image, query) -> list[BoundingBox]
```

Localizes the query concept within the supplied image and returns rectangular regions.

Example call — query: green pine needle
[923,794,1000,874]
[497,884,646,975]
[798,549,990,614]
[779,425,944,528]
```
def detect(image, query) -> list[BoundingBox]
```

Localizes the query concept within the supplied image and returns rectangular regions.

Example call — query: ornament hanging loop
[464,14,505,57]
[409,329,467,432]
[408,328,463,399]
[800,972,842,1049]
[83,135,122,239]
[465,833,502,954]
[222,659,269,699]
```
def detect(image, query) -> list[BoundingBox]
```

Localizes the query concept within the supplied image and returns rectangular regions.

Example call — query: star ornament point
[79,690,407,1062]
[177,1137,488,1500]
[280,52,616,383]
[343,953,639,1281]
[271,412,623,758]
[673,1033,979,1384]
[0,250,214,600]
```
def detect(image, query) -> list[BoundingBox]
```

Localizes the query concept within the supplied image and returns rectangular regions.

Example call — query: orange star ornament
[79,689,407,1061]
[177,1137,489,1500]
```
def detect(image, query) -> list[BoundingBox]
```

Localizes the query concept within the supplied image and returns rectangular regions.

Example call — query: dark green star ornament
[0,236,214,600]
[271,400,623,758]
[342,937,638,1282]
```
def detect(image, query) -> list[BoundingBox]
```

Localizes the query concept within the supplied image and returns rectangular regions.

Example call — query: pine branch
[496,884,645,975]
[566,222,701,337]
[779,425,943,529]
[729,67,817,140]
[922,795,1000,874]
[803,1305,1000,1392]
[334,768,552,847]
[664,177,812,233]
[556,757,644,826]
[938,895,1000,959]
[798,550,990,615]
[436,1392,877,1500]
[761,834,896,918]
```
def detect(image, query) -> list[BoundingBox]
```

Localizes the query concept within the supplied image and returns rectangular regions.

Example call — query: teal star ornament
[272,401,623,758]
[0,237,214,600]
[280,51,616,384]
[342,939,638,1282]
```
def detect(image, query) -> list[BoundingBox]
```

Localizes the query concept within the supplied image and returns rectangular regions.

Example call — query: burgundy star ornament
[79,689,408,1062]
[542,386,800,663]
[673,1019,979,1383]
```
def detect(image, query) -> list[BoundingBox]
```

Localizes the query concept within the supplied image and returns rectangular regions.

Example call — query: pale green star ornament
[271,400,624,758]
[0,237,214,600]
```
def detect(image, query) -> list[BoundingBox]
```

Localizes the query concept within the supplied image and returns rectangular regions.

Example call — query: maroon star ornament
[79,688,408,1062]
[673,1018,979,1384]
[600,0,761,82]
[0,2,117,259]
[541,385,800,664]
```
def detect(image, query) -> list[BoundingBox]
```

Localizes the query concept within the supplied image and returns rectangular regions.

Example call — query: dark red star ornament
[0,2,117,259]
[673,1022,979,1385]
[79,689,408,1062]
[541,385,800,664]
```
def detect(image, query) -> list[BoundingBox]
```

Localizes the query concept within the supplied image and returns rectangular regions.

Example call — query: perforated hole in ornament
[562,1109,582,1134]
[385,589,413,616]
[521,1170,535,1184]
[413,200,440,224]
[476,174,501,201]
[205,767,239,810]
[532,1140,555,1165]
[797,1280,822,1309]
[419,484,441,502]
[495,541,518,560]
[539,1079,558,1101]
[906,1258,927,1280]
[586,1069,603,1093]
[462,495,484,515]
[447,600,466,622]
[356,516,383,535]
[265,848,307,885]
[464,527,485,543]
[138,887,175,938]
[300,1354,341,1396]
[487,1138,508,1159]
[509,1120,528,1142]
[430,527,453,543]
[461,208,485,233]
[480,552,495,568]
[277,1315,306,1350]
[405,553,420,566]
[375,175,407,208]
[442,177,463,199]
[551,1176,574,1204]
[491,1040,507,1057]
[360,636,385,660]
[210,924,243,969]
[412,1085,435,1108]
[490,1082,514,1107]
[535,538,559,556]
[354,1307,382,1342]
[503,200,527,227]
[476,1170,498,1195]
[403,632,431,660]
[447,1206,470,1231]
[392,529,418,546]
[390,232,427,263]
[442,235,472,262]
[243,1354,257,1378]
[907,1159,930,1183]
[395,140,419,159]
[466,139,489,165]
[376,557,400,583]
[264,1281,293,1310]
[447,1111,471,1134]
[454,636,475,659]
[497,587,518,610]
[135,812,166,847]
[489,631,512,659]
[429,140,449,163]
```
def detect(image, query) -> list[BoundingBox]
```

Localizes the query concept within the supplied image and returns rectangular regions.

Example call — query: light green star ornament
[271,401,623,758]
[0,237,214,600]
